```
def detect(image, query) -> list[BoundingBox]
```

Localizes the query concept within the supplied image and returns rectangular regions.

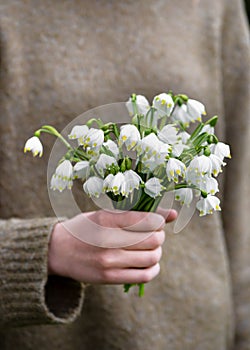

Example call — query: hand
[48,208,177,285]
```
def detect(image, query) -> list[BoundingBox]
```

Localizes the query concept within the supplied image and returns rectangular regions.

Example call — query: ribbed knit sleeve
[0,217,85,327]
[221,1,250,349]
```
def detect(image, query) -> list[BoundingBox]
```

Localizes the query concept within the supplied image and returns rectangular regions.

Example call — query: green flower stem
[35,126,72,150]
[189,123,204,141]
[86,118,104,128]
[138,283,145,297]
[121,190,163,297]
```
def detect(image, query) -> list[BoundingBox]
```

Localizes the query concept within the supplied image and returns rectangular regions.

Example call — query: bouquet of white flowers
[24,92,231,296]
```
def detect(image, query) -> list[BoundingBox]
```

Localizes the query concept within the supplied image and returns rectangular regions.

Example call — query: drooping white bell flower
[95,154,118,177]
[209,154,225,176]
[178,130,191,144]
[24,136,43,157]
[103,139,119,158]
[50,174,73,192]
[144,177,163,198]
[171,143,186,157]
[175,188,193,206]
[122,170,142,196]
[197,175,219,195]
[210,142,231,161]
[158,124,178,144]
[196,195,221,216]
[119,124,141,151]
[166,158,186,183]
[139,134,171,169]
[54,160,73,181]
[126,95,150,116]
[73,161,90,179]
[142,157,161,173]
[109,172,125,196]
[142,146,170,172]
[188,155,212,176]
[186,99,206,122]
[50,160,74,192]
[84,128,104,150]
[68,125,89,143]
[171,104,192,126]
[83,176,104,198]
[138,133,162,159]
[152,93,174,117]
[102,174,115,192]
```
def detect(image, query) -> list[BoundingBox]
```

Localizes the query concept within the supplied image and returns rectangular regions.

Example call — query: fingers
[88,210,165,231]
[124,230,165,250]
[49,221,164,285]
[156,207,178,223]
[96,246,162,269]
[98,263,161,284]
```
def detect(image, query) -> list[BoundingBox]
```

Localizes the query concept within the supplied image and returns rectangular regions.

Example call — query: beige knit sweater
[0,0,249,349]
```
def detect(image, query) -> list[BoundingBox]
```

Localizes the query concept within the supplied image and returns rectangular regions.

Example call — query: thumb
[156,207,178,223]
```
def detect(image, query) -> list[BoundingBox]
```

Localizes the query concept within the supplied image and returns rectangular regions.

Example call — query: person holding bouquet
[0,1,249,349]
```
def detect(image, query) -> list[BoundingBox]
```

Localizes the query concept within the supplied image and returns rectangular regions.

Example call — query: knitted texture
[0,218,85,327]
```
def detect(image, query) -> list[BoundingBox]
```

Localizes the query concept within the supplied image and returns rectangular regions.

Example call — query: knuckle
[141,263,160,283]
[150,231,165,248]
[140,269,153,283]
[97,250,114,269]
[148,248,161,266]
[98,268,112,282]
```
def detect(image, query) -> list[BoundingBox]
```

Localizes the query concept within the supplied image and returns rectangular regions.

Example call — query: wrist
[48,222,67,276]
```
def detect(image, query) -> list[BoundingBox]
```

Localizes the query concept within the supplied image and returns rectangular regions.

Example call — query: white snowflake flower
[210,142,231,161]
[103,140,119,158]
[95,154,118,177]
[196,195,221,216]
[102,174,115,192]
[126,95,150,116]
[188,155,212,176]
[24,136,43,157]
[152,93,174,117]
[119,124,141,151]
[197,175,219,195]
[50,174,73,192]
[178,131,191,144]
[68,125,89,143]
[186,99,206,122]
[109,172,125,195]
[166,158,186,183]
[54,160,73,180]
[175,188,193,206]
[73,161,90,179]
[209,154,225,176]
[171,104,192,126]
[144,177,164,198]
[83,176,104,198]
[84,128,104,150]
[158,124,178,144]
[50,160,74,192]
[171,143,186,157]
[122,170,142,196]
[139,133,164,159]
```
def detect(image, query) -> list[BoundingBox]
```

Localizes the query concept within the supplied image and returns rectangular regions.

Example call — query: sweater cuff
[0,217,85,327]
